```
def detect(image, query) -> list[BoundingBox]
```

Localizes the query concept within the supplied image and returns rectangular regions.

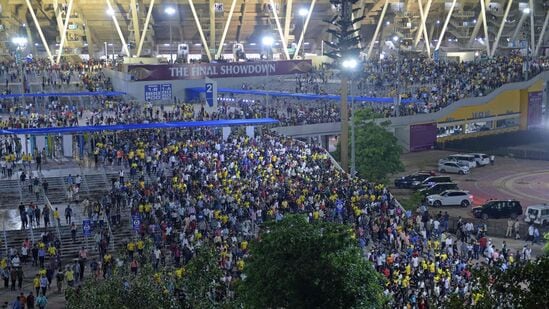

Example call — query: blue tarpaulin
[0,91,127,99]
[0,118,279,135]
[186,87,421,103]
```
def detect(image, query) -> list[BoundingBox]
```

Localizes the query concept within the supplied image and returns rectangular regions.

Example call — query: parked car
[418,182,459,197]
[472,200,523,220]
[394,173,432,189]
[413,176,452,189]
[469,153,490,167]
[426,190,473,207]
[524,204,549,225]
[439,154,477,168]
[438,161,470,174]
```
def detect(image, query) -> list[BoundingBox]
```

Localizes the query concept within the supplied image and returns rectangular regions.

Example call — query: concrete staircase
[2,216,135,262]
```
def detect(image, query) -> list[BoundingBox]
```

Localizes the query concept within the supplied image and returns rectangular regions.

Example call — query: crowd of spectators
[0,54,547,130]
[0,127,538,307]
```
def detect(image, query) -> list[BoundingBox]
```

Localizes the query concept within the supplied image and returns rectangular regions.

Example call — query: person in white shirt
[11,255,20,268]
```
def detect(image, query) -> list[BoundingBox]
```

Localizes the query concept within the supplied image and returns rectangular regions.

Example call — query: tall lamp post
[342,58,359,176]
[392,35,401,116]
[165,6,176,63]
[298,8,308,59]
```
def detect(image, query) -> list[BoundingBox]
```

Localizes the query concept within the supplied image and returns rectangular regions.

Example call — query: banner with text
[527,91,543,129]
[128,60,313,81]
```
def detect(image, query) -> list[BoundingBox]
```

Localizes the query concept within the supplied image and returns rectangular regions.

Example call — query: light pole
[392,35,401,116]
[342,58,359,176]
[298,8,308,59]
[165,6,176,63]
[262,35,274,60]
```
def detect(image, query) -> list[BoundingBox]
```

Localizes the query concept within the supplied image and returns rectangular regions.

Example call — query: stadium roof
[0,0,547,61]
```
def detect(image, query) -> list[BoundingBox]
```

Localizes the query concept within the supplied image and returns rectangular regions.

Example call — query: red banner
[127,60,313,81]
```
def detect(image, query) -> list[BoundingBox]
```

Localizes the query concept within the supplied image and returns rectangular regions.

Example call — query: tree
[66,245,229,309]
[237,214,386,308]
[445,255,549,309]
[324,0,363,172]
[543,232,549,255]
[181,245,228,308]
[334,108,404,182]
[66,264,178,309]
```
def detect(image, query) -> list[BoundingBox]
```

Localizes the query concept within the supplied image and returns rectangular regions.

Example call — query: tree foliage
[66,245,228,309]
[334,109,404,181]
[353,109,404,181]
[66,264,178,309]
[445,256,549,309]
[237,214,386,308]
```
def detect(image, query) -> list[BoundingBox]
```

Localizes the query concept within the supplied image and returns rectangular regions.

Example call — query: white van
[524,204,549,225]
[469,153,490,167]
[441,154,477,169]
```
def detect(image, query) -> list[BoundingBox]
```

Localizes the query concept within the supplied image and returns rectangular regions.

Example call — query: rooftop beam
[366,0,388,59]
[491,0,513,57]
[535,11,549,56]
[188,0,212,61]
[416,0,431,57]
[435,0,456,51]
[215,0,238,59]
[25,0,54,63]
[293,0,316,59]
[137,0,155,57]
[479,0,490,55]
[269,0,290,59]
[56,0,74,64]
[106,0,130,57]
[130,0,141,50]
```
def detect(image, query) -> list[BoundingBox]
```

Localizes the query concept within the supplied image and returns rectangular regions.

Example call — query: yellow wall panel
[439,90,521,122]
[438,80,544,124]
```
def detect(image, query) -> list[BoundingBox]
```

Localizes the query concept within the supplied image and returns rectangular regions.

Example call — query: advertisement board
[128,60,313,81]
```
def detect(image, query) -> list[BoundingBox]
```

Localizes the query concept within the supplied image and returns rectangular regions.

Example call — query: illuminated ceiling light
[165,6,176,15]
[262,36,274,46]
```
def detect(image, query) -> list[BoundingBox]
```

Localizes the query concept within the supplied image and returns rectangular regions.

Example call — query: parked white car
[445,154,477,168]
[426,190,473,207]
[438,161,470,174]
[524,204,549,225]
[469,153,490,167]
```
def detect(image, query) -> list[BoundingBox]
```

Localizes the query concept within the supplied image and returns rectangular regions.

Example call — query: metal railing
[41,190,63,249]
[2,220,8,258]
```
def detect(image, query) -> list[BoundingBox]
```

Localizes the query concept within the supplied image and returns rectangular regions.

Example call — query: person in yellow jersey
[127,241,135,260]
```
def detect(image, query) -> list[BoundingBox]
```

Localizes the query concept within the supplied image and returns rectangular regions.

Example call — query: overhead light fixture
[341,58,358,70]
[262,36,274,46]
[165,6,176,15]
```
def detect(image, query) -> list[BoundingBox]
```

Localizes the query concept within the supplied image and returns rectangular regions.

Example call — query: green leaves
[66,245,228,309]
[445,255,549,309]
[237,215,386,308]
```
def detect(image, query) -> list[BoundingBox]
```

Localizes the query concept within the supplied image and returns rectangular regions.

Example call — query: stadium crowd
[0,54,547,130]
[0,127,539,308]
[0,53,546,307]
